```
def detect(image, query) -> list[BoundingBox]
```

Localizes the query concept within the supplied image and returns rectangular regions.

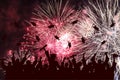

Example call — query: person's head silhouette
[26,60,31,65]
[50,54,56,60]
[98,60,102,64]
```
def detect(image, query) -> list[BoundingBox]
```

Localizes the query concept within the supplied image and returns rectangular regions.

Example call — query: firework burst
[19,0,97,60]
[83,0,120,79]
[19,0,83,59]
[32,0,77,27]
[82,0,120,60]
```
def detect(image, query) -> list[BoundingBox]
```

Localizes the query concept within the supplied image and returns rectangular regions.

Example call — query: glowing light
[27,56,35,62]
[47,43,54,49]
[117,57,120,69]
[7,50,13,56]
[60,33,70,41]
[115,57,120,80]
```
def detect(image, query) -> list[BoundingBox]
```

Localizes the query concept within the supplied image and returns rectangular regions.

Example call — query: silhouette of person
[82,53,86,66]
[44,50,59,72]
[36,57,42,71]
[104,52,109,70]
[60,57,66,72]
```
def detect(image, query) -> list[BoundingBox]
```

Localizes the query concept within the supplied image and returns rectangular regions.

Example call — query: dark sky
[0,0,37,57]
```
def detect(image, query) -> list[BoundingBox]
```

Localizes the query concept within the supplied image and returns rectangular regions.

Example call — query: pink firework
[18,0,97,63]
[21,0,84,58]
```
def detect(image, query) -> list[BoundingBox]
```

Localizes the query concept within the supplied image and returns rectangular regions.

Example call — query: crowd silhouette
[0,48,117,80]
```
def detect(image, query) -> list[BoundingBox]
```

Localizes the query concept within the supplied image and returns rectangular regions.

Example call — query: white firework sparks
[32,0,76,26]
[83,0,120,79]
[83,0,120,59]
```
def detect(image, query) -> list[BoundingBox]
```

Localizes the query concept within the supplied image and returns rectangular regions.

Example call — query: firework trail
[33,0,76,26]
[83,0,120,59]
[19,0,81,59]
[17,0,95,63]
[19,0,99,61]
[83,0,120,79]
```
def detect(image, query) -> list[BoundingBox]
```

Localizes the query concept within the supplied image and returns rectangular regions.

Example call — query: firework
[83,0,120,79]
[32,0,77,27]
[18,0,81,59]
[19,0,120,65]
[20,0,97,61]
[82,0,120,60]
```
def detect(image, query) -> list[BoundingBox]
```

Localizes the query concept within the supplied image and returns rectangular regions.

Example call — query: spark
[33,0,76,27]
[19,0,96,61]
[114,56,120,80]
[20,0,120,67]
[21,0,83,58]
[83,0,120,59]
[83,0,120,79]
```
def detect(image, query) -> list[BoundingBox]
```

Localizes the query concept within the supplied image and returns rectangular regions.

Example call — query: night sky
[0,0,36,57]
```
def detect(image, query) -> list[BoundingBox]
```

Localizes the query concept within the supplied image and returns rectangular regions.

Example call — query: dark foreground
[0,50,116,80]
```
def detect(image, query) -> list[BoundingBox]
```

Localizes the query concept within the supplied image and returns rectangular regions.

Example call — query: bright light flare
[7,50,13,56]
[55,33,71,55]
